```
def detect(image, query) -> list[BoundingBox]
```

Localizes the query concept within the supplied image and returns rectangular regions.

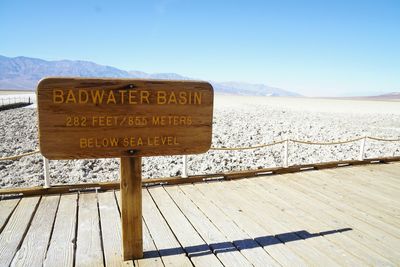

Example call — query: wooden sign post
[120,157,143,259]
[37,77,214,260]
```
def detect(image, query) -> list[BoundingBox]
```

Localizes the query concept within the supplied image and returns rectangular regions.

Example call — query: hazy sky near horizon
[0,0,399,97]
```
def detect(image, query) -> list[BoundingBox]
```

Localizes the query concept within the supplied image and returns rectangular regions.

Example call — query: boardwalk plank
[341,167,400,193]
[44,193,77,267]
[0,196,40,267]
[98,191,133,267]
[0,198,20,232]
[300,171,400,229]
[168,185,279,267]
[206,181,341,266]
[235,178,366,266]
[11,195,59,267]
[76,192,104,267]
[261,175,400,264]
[194,182,309,266]
[248,176,395,266]
[149,187,234,266]
[136,222,165,267]
[115,191,164,267]
[323,168,400,208]
[142,189,192,267]
[364,164,400,182]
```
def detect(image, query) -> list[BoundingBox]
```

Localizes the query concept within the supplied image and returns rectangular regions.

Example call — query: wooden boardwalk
[1,162,400,266]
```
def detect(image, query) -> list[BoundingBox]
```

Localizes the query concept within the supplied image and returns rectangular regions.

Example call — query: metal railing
[1,135,399,188]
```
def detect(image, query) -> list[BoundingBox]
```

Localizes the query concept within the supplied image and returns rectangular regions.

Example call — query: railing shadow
[143,227,352,258]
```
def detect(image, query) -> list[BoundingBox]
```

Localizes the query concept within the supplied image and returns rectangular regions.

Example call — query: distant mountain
[0,55,301,96]
[214,81,299,96]
[374,92,400,99]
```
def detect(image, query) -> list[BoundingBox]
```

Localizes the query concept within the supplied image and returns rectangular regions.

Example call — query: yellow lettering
[152,116,160,125]
[194,92,202,104]
[106,116,113,126]
[98,116,105,126]
[129,90,137,104]
[110,137,118,147]
[102,138,108,147]
[119,90,127,104]
[80,138,87,148]
[53,89,64,104]
[168,92,177,104]
[178,91,187,104]
[78,89,89,104]
[141,90,150,104]
[90,90,105,104]
[87,138,94,148]
[123,138,129,147]
[180,116,186,125]
[137,137,143,146]
[157,91,167,104]
[107,91,116,104]
[66,90,77,104]
[154,136,159,145]
[130,137,136,146]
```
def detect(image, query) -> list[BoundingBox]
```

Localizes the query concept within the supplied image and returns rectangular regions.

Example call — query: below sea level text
[79,136,179,148]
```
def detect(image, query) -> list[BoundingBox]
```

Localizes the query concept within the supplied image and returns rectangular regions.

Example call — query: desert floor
[1,94,399,188]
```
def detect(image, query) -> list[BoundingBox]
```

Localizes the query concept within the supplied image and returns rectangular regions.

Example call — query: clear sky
[0,0,399,96]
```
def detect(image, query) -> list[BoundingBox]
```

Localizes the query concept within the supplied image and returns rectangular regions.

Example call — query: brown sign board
[37,77,214,159]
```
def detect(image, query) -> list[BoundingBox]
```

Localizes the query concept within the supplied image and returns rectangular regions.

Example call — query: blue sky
[0,0,399,96]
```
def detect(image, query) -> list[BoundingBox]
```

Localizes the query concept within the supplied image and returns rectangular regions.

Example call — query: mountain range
[0,55,300,96]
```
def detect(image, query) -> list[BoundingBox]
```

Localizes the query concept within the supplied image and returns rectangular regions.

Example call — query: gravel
[1,95,400,188]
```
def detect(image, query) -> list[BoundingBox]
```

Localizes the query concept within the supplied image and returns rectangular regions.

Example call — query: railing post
[284,139,289,167]
[182,155,188,178]
[43,156,51,188]
[359,136,367,161]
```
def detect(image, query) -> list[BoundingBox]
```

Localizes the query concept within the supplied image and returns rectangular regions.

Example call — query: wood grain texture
[98,191,133,267]
[37,77,214,159]
[0,198,20,232]
[120,157,143,260]
[148,186,224,267]
[300,171,400,229]
[0,196,40,267]
[44,193,78,267]
[142,189,192,267]
[233,179,365,266]
[260,175,400,264]
[194,182,309,266]
[11,195,60,267]
[248,176,394,266]
[204,182,341,266]
[175,184,280,267]
[115,191,164,267]
[75,193,104,267]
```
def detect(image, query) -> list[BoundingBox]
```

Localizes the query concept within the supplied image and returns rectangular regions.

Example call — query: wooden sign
[36,77,214,159]
[37,77,214,261]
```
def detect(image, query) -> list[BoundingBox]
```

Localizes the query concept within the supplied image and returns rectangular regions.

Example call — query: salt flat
[0,94,399,188]
[216,95,400,114]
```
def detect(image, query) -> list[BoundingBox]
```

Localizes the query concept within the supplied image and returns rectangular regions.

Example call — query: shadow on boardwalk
[144,228,353,258]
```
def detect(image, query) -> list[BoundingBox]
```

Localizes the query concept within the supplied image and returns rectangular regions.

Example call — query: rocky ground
[1,95,400,188]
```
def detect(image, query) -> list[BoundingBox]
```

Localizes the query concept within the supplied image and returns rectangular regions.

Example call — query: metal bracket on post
[360,136,367,161]
[182,155,188,178]
[43,156,51,188]
[284,139,289,167]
